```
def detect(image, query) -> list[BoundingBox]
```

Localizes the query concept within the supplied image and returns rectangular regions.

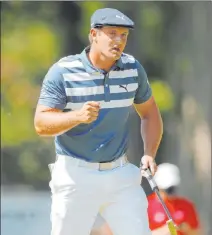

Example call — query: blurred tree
[77,1,105,44]
[57,1,83,55]
[1,2,60,146]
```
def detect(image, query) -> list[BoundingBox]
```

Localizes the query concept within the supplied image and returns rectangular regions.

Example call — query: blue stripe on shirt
[66,91,136,103]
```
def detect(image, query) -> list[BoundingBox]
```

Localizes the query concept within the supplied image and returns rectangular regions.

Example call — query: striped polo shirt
[38,47,152,162]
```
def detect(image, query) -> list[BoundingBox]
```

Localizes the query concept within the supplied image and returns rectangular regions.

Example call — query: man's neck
[88,46,115,72]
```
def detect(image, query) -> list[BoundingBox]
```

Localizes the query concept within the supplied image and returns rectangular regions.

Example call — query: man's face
[91,26,129,60]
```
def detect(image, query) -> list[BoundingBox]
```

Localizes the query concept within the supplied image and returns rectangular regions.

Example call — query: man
[149,163,202,235]
[34,8,163,235]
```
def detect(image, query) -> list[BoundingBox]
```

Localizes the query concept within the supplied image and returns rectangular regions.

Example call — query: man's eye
[120,34,127,40]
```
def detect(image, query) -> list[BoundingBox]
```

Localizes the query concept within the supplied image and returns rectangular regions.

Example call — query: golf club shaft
[144,168,175,221]
[154,188,173,220]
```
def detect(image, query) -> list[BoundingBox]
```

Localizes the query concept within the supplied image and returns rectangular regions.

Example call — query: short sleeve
[38,63,67,110]
[134,60,152,104]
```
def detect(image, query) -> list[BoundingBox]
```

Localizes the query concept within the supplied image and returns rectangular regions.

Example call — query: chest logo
[119,84,128,92]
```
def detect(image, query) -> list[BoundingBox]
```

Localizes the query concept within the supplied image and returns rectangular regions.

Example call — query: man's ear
[90,28,98,43]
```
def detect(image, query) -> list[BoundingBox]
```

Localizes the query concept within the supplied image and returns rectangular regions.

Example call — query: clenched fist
[77,101,100,124]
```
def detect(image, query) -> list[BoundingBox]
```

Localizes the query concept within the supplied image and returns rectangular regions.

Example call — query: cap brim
[93,23,134,29]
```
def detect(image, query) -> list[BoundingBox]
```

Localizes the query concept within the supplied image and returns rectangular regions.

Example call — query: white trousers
[49,154,151,235]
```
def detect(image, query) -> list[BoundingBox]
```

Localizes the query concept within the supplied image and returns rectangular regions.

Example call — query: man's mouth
[111,47,120,52]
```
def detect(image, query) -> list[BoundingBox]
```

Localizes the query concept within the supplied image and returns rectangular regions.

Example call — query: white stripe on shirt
[109,69,138,79]
[65,86,104,96]
[110,83,138,93]
[58,60,84,68]
[63,69,138,82]
[121,55,135,64]
[64,98,134,110]
[63,73,104,81]
[65,83,138,96]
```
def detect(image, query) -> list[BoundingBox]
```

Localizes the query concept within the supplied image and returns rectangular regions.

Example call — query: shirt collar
[79,46,124,73]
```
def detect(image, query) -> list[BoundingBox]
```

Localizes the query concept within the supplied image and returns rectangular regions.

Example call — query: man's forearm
[34,110,81,136]
[141,106,163,158]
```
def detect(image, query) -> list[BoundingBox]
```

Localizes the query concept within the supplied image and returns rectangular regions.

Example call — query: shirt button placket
[103,73,110,102]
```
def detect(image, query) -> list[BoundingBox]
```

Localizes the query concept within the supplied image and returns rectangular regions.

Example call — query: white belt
[56,154,128,171]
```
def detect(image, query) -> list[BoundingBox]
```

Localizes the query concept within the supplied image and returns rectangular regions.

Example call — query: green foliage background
[1,2,210,202]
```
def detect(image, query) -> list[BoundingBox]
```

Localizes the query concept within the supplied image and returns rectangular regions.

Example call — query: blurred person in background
[149,163,202,235]
[92,163,202,235]
[34,7,163,235]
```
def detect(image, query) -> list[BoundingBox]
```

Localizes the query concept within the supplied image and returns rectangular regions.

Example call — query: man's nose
[114,36,122,43]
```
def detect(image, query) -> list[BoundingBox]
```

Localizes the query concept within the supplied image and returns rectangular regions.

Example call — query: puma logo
[119,84,128,92]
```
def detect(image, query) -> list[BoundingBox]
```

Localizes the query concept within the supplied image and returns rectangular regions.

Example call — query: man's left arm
[133,60,163,175]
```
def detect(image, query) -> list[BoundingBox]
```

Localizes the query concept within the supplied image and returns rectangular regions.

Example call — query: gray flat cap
[91,8,134,29]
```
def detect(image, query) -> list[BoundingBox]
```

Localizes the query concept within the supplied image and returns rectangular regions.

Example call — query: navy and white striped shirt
[38,47,152,162]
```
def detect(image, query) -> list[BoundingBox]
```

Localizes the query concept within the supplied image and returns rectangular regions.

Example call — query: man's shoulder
[55,54,84,70]
[44,55,84,80]
[121,53,144,70]
[121,53,137,64]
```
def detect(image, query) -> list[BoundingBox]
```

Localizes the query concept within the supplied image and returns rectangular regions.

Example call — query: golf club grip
[143,168,159,191]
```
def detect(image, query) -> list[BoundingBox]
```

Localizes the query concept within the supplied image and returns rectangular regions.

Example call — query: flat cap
[91,8,134,29]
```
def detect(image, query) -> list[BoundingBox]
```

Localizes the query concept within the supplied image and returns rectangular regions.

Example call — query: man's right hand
[77,101,100,124]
